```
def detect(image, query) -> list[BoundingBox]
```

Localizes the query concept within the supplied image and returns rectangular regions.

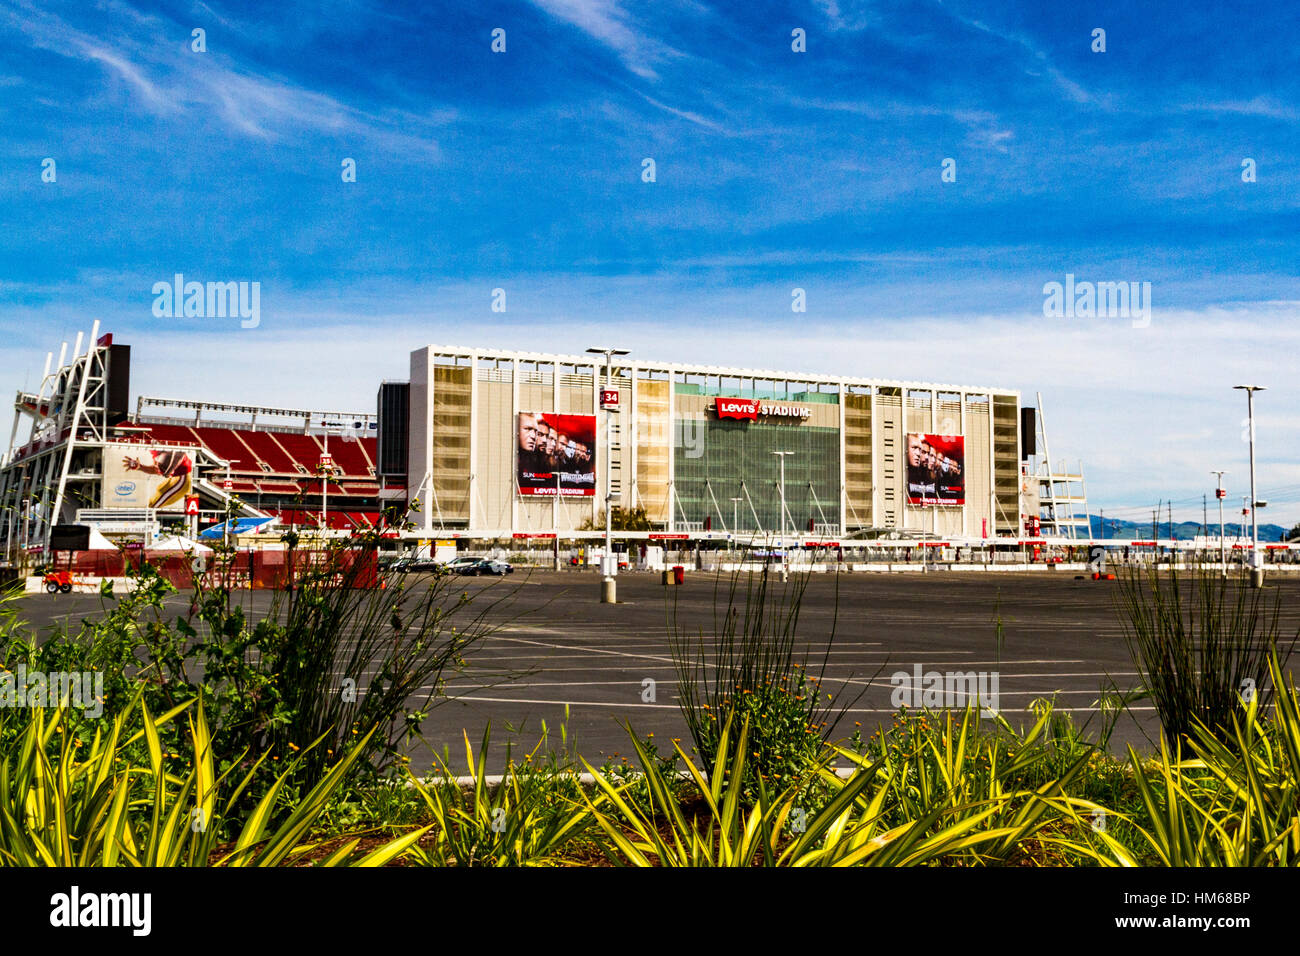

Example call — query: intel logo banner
[114,481,137,496]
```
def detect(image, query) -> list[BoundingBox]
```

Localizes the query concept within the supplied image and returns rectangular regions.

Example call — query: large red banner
[906,433,965,505]
[516,412,597,496]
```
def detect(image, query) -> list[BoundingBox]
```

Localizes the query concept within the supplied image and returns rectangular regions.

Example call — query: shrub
[0,539,516,816]
[1115,563,1297,744]
[669,560,866,801]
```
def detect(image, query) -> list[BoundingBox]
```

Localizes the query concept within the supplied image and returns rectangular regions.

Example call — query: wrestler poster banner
[906,433,965,506]
[102,443,195,511]
[516,412,597,496]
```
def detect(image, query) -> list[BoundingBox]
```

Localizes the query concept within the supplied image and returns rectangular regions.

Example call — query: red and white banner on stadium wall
[713,397,811,422]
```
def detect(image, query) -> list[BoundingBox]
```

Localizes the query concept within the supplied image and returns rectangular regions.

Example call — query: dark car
[388,556,441,573]
[458,559,513,576]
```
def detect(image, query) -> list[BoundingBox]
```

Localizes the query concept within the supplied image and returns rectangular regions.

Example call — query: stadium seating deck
[134,422,378,480]
[270,508,382,530]
[237,430,299,474]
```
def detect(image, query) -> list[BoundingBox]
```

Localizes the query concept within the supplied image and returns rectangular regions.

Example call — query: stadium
[403,344,1030,541]
[0,323,1075,564]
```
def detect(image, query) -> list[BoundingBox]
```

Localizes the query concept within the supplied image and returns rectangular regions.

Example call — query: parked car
[388,556,442,573]
[439,556,482,573]
[458,559,513,576]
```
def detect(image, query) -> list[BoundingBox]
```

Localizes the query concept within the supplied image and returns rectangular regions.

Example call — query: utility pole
[319,423,339,540]
[1234,385,1265,587]
[221,460,240,551]
[588,346,628,604]
[1211,471,1227,575]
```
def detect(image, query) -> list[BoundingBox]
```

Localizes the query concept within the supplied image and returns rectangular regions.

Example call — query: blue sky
[1,0,1298,526]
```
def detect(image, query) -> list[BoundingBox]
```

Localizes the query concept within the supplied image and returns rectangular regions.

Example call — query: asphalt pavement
[12,568,1300,772]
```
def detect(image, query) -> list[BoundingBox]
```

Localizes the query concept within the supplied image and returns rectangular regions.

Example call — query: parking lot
[14,569,1300,771]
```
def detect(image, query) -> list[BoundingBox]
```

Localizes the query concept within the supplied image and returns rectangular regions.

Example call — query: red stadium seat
[274,433,326,473]
[239,431,299,474]
[324,439,372,477]
[192,427,255,470]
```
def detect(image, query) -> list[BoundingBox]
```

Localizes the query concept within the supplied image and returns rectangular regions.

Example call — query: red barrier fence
[53,548,379,590]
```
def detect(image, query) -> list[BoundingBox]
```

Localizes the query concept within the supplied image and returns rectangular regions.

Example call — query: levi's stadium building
[0,325,1030,563]
[400,345,1025,543]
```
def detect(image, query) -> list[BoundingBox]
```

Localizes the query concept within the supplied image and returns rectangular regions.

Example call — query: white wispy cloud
[527,0,675,80]
[0,0,449,154]
[1177,97,1300,122]
[812,0,873,32]
[936,5,1099,108]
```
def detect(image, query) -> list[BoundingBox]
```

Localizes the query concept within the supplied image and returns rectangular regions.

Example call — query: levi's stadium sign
[714,397,811,421]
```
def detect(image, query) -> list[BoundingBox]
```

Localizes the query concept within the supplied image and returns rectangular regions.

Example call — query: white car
[438,556,481,573]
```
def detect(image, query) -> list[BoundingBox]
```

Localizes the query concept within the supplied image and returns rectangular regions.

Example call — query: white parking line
[447,695,1158,714]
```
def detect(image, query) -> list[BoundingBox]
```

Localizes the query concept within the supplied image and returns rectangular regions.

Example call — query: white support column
[987,391,996,540]
[838,381,847,538]
[629,364,639,519]
[870,386,880,529]
[667,372,675,533]
[960,394,968,539]
[468,352,478,533]
[511,357,519,534]
[1014,398,1024,539]
[930,389,938,536]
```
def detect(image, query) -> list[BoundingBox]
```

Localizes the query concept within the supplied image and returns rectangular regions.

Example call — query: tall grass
[668,559,869,797]
[0,692,423,866]
[1115,563,1296,744]
[1072,651,1300,867]
[403,721,594,866]
[581,709,1103,867]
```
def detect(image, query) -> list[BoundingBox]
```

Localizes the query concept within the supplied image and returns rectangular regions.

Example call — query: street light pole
[588,347,629,604]
[1210,470,1227,575]
[322,428,329,533]
[319,423,339,540]
[221,459,240,551]
[1233,386,1265,587]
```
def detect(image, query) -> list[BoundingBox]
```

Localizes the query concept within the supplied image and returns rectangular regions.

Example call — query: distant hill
[1087,516,1287,542]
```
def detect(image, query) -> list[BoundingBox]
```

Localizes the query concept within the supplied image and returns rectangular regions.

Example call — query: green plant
[0,692,425,867]
[669,561,867,801]
[1076,651,1300,867]
[403,722,594,866]
[0,542,520,818]
[581,710,1085,867]
[1115,563,1296,745]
